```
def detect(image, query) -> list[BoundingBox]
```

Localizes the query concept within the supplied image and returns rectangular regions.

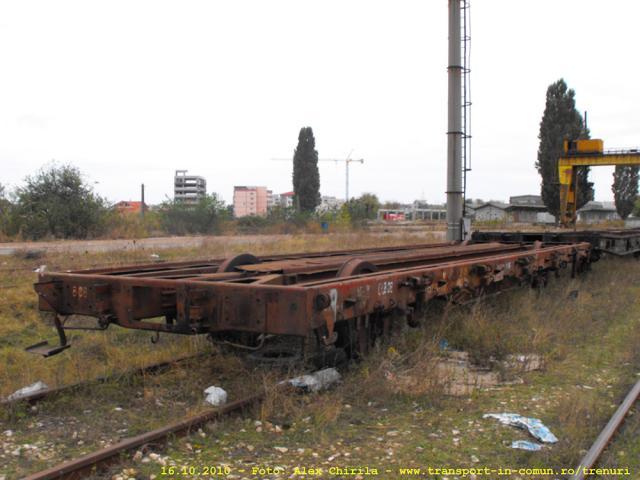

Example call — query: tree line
[0,163,232,240]
[0,161,380,241]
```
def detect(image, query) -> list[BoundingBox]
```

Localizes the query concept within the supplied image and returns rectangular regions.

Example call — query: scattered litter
[503,354,544,372]
[432,352,501,396]
[384,350,541,397]
[284,368,341,393]
[204,386,228,406]
[33,265,47,273]
[7,381,49,401]
[150,254,160,260]
[483,413,558,443]
[511,440,543,451]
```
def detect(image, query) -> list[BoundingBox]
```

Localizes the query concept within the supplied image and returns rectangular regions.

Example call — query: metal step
[25,340,71,357]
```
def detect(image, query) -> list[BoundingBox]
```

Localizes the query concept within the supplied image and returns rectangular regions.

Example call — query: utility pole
[141,183,145,219]
[446,0,464,242]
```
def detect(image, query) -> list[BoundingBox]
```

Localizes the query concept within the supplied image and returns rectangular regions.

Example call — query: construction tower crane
[271,153,364,202]
[559,138,640,227]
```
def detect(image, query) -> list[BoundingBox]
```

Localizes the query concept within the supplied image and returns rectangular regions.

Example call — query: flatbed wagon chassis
[472,229,640,257]
[33,242,592,356]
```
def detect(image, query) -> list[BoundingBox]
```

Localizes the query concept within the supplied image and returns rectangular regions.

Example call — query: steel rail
[571,377,640,480]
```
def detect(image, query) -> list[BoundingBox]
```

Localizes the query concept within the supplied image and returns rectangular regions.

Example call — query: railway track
[22,394,262,480]
[0,353,211,408]
[571,376,640,480]
[20,372,308,480]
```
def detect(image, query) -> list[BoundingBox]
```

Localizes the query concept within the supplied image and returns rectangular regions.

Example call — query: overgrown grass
[123,256,640,479]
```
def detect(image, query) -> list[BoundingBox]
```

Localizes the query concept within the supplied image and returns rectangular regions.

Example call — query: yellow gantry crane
[559,139,640,227]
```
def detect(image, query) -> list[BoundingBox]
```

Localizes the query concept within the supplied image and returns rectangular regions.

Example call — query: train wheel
[336,258,378,277]
[332,260,379,359]
[217,253,259,273]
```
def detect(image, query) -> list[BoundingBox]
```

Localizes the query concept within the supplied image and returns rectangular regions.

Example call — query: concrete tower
[446,0,463,241]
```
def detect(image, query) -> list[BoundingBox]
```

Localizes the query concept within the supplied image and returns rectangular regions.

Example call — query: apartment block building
[233,186,270,217]
[174,170,206,204]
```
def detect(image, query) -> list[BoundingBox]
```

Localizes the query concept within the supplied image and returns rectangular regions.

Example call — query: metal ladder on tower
[461,0,472,215]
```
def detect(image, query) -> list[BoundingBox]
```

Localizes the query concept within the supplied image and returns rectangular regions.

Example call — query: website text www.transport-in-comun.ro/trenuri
[396,466,631,477]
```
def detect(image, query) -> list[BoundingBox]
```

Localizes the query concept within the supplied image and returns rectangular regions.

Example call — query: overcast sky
[2,0,639,206]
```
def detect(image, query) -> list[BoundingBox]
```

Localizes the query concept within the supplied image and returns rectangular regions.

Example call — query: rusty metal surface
[79,242,454,275]
[236,242,519,275]
[33,242,593,346]
[305,243,591,338]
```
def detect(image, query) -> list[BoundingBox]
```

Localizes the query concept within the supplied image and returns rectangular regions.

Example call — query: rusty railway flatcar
[30,241,592,360]
[472,228,640,257]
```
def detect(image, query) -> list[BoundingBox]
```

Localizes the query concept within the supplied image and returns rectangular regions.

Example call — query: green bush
[345,193,380,226]
[11,164,109,239]
[104,210,163,239]
[159,194,228,235]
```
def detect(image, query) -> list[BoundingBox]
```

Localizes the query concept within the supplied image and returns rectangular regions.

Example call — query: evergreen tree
[292,127,320,212]
[612,165,639,219]
[536,79,593,218]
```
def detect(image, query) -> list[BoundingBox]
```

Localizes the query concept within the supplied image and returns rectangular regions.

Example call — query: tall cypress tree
[292,127,320,212]
[612,165,639,219]
[536,79,593,218]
